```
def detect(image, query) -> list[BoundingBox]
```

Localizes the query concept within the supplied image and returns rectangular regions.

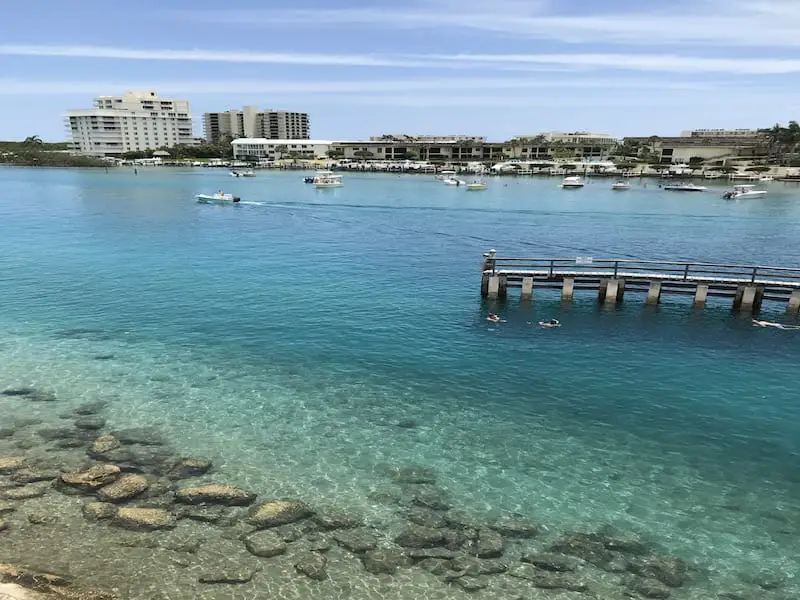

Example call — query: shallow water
[1,166,800,598]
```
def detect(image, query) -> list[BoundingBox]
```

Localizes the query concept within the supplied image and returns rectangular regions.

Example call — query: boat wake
[238,201,264,206]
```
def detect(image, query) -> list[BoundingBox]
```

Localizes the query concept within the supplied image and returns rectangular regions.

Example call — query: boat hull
[313,182,343,188]
[196,194,240,204]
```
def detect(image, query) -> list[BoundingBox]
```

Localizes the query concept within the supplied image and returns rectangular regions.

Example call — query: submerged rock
[332,528,378,553]
[508,565,588,592]
[0,520,7,532]
[74,416,107,431]
[111,427,167,446]
[89,435,121,457]
[175,484,256,506]
[454,576,490,591]
[246,499,312,528]
[472,528,504,558]
[198,568,258,585]
[450,556,508,576]
[37,427,85,441]
[26,511,57,525]
[10,469,59,485]
[58,464,121,493]
[392,466,437,485]
[178,505,228,524]
[96,474,149,503]
[0,564,71,589]
[412,486,452,511]
[114,507,176,531]
[82,501,119,521]
[1,388,56,402]
[395,525,445,548]
[520,552,580,572]
[417,557,452,575]
[295,551,327,581]
[0,428,13,439]
[491,516,540,538]
[0,502,15,515]
[2,486,47,501]
[0,457,26,474]
[312,508,363,530]
[407,506,448,529]
[244,530,288,558]
[549,533,614,567]
[406,548,457,560]
[628,556,689,588]
[74,400,108,415]
[169,458,212,479]
[626,575,672,599]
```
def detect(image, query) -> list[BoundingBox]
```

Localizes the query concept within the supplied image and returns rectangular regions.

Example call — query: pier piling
[646,281,662,305]
[788,290,800,314]
[521,277,534,301]
[562,278,575,302]
[693,284,709,308]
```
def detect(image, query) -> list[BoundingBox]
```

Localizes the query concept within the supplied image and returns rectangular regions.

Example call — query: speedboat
[759,175,774,182]
[466,180,488,191]
[443,177,466,186]
[663,184,708,192]
[239,170,255,177]
[560,176,584,189]
[230,171,241,177]
[313,171,343,188]
[436,170,457,181]
[611,181,630,190]
[196,192,240,204]
[704,172,724,180]
[722,184,768,200]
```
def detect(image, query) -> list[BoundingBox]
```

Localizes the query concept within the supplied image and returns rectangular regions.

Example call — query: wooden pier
[480,251,800,314]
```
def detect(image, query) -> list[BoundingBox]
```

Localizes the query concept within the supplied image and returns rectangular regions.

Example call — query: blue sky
[1,0,799,141]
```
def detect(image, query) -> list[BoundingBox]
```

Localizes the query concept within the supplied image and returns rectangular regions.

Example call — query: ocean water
[1,166,800,598]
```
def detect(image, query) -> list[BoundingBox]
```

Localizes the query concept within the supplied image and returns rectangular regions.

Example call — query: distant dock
[480,251,800,314]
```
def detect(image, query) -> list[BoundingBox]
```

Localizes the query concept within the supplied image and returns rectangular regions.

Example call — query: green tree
[274,144,289,160]
[354,150,374,161]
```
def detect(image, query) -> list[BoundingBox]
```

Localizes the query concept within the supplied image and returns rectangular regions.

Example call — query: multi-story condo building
[231,139,332,160]
[203,106,310,142]
[66,91,195,156]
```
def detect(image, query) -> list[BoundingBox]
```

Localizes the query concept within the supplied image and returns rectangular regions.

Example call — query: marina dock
[480,251,800,314]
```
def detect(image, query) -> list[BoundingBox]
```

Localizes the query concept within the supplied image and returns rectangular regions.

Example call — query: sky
[0,0,799,141]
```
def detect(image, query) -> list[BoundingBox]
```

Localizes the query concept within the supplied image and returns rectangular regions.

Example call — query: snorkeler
[752,319,800,330]
[487,313,506,323]
[539,319,561,328]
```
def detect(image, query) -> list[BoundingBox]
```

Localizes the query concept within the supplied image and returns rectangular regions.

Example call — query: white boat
[611,181,630,190]
[239,170,255,177]
[704,172,724,180]
[722,184,768,200]
[466,181,488,191]
[443,177,467,186]
[313,170,343,188]
[759,175,774,182]
[436,170,457,181]
[663,184,708,192]
[196,192,240,204]
[560,176,585,189]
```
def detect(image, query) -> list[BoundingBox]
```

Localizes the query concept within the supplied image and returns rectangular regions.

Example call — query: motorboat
[466,181,488,191]
[560,176,585,189]
[436,170,457,181]
[196,192,240,204]
[443,177,467,186]
[663,184,708,192]
[704,172,724,180]
[759,175,774,182]
[231,169,255,177]
[303,176,315,184]
[313,171,343,188]
[722,184,768,200]
[611,181,630,190]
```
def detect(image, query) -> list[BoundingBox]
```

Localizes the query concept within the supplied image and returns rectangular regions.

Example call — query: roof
[231,138,332,145]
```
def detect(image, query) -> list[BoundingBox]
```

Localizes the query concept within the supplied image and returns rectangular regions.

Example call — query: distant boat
[663,184,708,192]
[722,184,768,200]
[313,171,344,188]
[611,181,630,190]
[560,176,585,188]
[443,177,466,186]
[466,181,488,191]
[759,175,774,182]
[196,192,240,204]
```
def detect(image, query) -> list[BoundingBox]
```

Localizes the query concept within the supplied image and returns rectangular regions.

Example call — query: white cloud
[180,0,800,48]
[2,44,800,76]
[0,77,726,97]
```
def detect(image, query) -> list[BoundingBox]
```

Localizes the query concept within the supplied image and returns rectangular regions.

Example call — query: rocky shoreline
[0,386,794,600]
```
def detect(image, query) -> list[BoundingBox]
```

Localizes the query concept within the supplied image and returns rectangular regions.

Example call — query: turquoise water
[2,166,800,597]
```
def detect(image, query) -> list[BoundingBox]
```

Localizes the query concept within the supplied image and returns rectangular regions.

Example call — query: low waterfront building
[333,138,504,162]
[66,90,195,157]
[204,106,310,142]
[507,132,618,161]
[624,132,767,164]
[231,138,331,160]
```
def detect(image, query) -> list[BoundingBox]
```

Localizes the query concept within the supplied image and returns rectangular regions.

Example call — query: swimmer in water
[752,319,800,330]
[539,319,561,328]
[487,313,505,323]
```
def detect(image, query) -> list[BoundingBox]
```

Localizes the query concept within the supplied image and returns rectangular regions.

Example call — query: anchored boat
[611,181,630,190]
[560,176,585,188]
[663,184,708,192]
[466,180,488,191]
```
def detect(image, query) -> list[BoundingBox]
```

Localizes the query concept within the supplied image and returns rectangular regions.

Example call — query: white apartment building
[680,129,760,138]
[231,138,332,160]
[66,91,195,156]
[204,107,310,142]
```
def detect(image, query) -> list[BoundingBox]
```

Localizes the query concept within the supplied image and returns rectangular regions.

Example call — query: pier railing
[480,254,800,313]
[482,256,800,287]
